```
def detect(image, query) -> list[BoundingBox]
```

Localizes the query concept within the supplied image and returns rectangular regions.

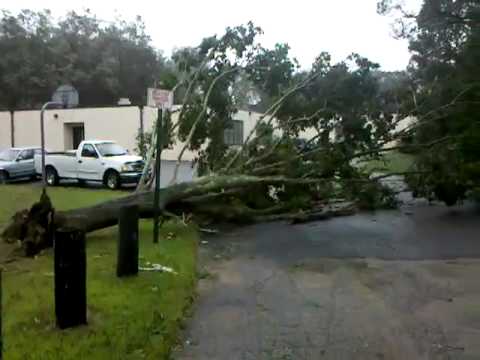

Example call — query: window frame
[81,144,99,158]
[224,119,244,146]
[18,149,34,161]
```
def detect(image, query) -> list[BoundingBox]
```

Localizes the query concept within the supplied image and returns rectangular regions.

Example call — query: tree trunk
[1,175,357,256]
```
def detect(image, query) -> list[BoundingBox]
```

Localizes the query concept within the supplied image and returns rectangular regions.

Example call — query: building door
[72,126,85,149]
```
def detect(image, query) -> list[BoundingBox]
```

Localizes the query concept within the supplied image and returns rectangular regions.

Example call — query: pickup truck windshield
[96,143,127,157]
[0,149,20,161]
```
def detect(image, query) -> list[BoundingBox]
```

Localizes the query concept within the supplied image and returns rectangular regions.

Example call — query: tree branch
[170,47,218,135]
[169,67,240,184]
[221,73,320,173]
[349,135,455,161]
[240,111,323,169]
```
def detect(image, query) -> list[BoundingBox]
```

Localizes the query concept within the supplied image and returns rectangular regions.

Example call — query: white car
[35,140,144,189]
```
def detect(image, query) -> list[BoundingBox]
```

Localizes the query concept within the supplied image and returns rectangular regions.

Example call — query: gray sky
[2,0,421,71]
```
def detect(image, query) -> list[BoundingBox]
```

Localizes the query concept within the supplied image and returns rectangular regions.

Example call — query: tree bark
[1,175,356,255]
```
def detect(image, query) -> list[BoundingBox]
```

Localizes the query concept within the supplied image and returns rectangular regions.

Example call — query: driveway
[177,201,480,359]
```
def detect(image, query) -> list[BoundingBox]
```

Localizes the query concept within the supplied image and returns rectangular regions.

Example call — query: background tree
[0,9,169,109]
[0,10,57,110]
[378,0,480,205]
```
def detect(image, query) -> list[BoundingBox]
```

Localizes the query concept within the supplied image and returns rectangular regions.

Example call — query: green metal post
[153,108,163,243]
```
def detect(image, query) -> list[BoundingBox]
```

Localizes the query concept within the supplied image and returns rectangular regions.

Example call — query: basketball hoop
[52,85,79,108]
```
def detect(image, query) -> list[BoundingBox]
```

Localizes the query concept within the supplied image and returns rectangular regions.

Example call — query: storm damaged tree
[2,23,411,255]
[378,0,480,205]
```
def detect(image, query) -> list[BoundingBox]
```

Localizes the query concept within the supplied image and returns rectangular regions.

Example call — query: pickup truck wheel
[45,167,59,186]
[0,170,8,184]
[105,171,120,190]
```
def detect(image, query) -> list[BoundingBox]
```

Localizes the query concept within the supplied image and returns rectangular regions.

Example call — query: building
[0,105,411,185]
[0,106,265,186]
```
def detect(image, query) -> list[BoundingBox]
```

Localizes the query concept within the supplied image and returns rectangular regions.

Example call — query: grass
[0,185,198,360]
[358,151,415,174]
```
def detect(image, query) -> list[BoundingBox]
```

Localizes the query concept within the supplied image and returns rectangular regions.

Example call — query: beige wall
[1,106,415,157]
[383,115,417,147]
[14,110,65,150]
[0,106,142,152]
[235,110,320,142]
[234,110,263,141]
[81,107,140,152]
[0,106,200,161]
[0,112,11,149]
[143,106,198,161]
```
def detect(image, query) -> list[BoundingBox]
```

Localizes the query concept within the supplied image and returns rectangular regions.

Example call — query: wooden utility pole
[54,228,87,329]
[117,205,139,277]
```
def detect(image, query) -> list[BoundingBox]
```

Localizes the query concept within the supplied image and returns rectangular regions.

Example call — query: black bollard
[54,228,87,329]
[117,205,139,277]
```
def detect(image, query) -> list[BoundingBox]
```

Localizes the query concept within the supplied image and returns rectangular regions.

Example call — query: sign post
[153,108,163,244]
[149,88,172,244]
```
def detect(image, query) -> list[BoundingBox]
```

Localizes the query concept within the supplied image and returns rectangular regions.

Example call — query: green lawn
[0,185,197,360]
[358,151,415,174]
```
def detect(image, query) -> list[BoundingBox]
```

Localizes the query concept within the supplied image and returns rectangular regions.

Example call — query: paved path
[177,202,480,359]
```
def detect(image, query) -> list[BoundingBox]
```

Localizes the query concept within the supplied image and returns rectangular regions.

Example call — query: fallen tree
[1,23,443,255]
[1,175,360,255]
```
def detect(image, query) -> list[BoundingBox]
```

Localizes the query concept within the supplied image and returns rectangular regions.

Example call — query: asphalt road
[177,201,480,360]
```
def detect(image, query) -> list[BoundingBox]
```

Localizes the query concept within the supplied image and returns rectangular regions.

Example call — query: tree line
[0,9,175,109]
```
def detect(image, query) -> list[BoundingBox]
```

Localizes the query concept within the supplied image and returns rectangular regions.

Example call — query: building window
[224,120,244,146]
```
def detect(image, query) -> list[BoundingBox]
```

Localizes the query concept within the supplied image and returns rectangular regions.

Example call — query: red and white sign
[147,88,173,109]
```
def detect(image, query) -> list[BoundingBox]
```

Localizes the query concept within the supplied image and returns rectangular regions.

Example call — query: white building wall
[1,107,274,155]
[0,107,141,152]
[143,106,198,162]
[234,110,263,141]
[0,106,211,162]
[80,107,140,153]
[0,112,11,150]
[1,106,414,155]
[234,110,319,142]
[14,110,65,150]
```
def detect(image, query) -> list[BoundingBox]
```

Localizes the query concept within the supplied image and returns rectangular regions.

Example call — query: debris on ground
[139,262,178,274]
[199,228,219,234]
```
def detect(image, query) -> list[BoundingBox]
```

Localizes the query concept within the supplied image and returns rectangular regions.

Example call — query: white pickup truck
[35,140,145,189]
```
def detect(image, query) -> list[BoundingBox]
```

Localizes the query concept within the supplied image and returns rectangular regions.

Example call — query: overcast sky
[2,0,421,71]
